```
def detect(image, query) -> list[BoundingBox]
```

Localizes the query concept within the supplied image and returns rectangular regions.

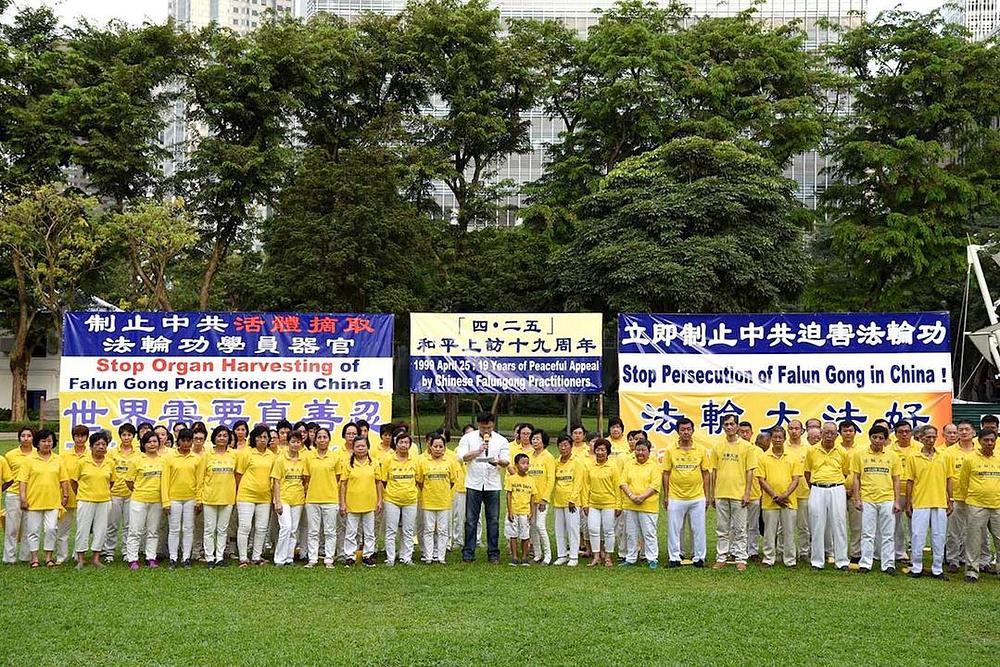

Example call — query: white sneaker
[543,556,552,565]
[567,559,578,567]
[553,557,568,566]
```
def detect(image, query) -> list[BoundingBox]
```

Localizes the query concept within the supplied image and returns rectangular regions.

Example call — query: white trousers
[668,498,706,562]
[965,505,1000,578]
[25,509,58,553]
[75,500,110,555]
[809,485,847,568]
[126,501,162,562]
[306,503,338,565]
[796,497,811,559]
[422,508,450,562]
[167,499,196,562]
[530,505,552,562]
[624,510,658,563]
[910,507,946,575]
[554,507,581,561]
[56,508,75,563]
[715,499,748,563]
[586,508,616,554]
[762,507,796,566]
[4,493,29,562]
[275,503,303,565]
[103,496,130,558]
[236,501,270,562]
[860,500,895,571]
[203,504,233,563]
[345,511,375,558]
[384,501,417,564]
[450,492,466,549]
[746,499,761,557]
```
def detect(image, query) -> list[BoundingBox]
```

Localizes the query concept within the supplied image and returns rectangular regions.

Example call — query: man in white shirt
[456,412,510,563]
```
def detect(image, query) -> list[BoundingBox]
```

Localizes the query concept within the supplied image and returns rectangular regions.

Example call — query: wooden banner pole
[597,393,604,436]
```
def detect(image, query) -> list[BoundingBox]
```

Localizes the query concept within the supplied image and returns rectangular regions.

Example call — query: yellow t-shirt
[839,443,859,495]
[72,455,114,503]
[907,450,954,509]
[61,447,89,510]
[199,450,237,506]
[757,450,803,510]
[711,439,756,500]
[110,448,137,498]
[805,445,850,485]
[528,449,556,502]
[552,457,585,508]
[504,472,539,516]
[0,456,11,497]
[581,460,621,510]
[270,455,306,507]
[959,451,1000,509]
[748,446,765,501]
[850,448,901,504]
[571,444,590,462]
[620,459,661,513]
[126,455,165,504]
[303,450,341,504]
[342,457,380,513]
[786,443,811,499]
[662,444,711,501]
[447,448,466,490]
[4,447,36,497]
[162,452,201,506]
[946,444,978,502]
[17,452,67,511]
[236,448,276,504]
[608,436,630,458]
[380,456,419,507]
[416,456,457,511]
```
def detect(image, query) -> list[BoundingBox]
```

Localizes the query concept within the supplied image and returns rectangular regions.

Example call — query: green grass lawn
[4,442,1000,666]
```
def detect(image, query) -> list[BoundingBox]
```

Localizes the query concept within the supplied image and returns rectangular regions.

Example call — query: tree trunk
[444,393,460,433]
[198,239,224,310]
[8,260,36,422]
[569,394,585,429]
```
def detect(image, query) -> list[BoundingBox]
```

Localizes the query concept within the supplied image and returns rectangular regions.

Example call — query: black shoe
[858,566,870,573]
[965,575,977,583]
[932,573,947,581]
[849,557,860,564]
[908,571,921,578]
[362,556,376,568]
[811,566,823,571]
[182,560,192,569]
[168,560,177,570]
[206,561,215,570]
[884,567,896,576]
[345,558,356,567]
[216,559,228,568]
[693,559,704,568]
[668,560,681,568]
[838,565,849,571]
[946,563,959,574]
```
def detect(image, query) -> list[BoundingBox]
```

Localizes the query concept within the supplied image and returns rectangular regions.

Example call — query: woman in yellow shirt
[18,429,68,568]
[552,434,584,566]
[528,428,556,564]
[381,432,419,566]
[235,424,276,568]
[581,439,621,567]
[232,420,249,451]
[417,433,457,564]
[103,423,137,563]
[126,431,165,569]
[4,425,36,564]
[303,427,340,568]
[162,429,201,568]
[339,437,382,567]
[620,440,662,569]
[200,425,237,568]
[271,432,306,566]
[72,432,115,569]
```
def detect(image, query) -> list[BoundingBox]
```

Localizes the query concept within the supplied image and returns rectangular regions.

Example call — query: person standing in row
[805,422,850,571]
[163,429,201,569]
[945,420,980,572]
[662,418,710,567]
[417,434,458,564]
[756,426,801,568]
[200,426,237,568]
[18,429,67,568]
[456,413,509,564]
[271,432,306,567]
[235,425,275,568]
[71,432,115,569]
[381,432,419,566]
[891,419,917,564]
[552,435,583,567]
[786,420,811,561]
[505,453,539,566]
[340,437,382,567]
[125,432,164,570]
[4,426,36,564]
[103,424,137,563]
[303,428,340,569]
[620,440,661,569]
[528,429,555,564]
[838,421,862,563]
[712,415,755,571]
[906,430,954,579]
[59,425,91,565]
[960,429,1000,583]
[582,439,620,567]
[851,425,902,574]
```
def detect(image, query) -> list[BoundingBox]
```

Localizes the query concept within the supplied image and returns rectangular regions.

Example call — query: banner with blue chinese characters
[618,312,952,450]
[409,313,603,394]
[60,312,394,448]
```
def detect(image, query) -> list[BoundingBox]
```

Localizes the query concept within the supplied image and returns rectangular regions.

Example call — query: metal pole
[967,244,1000,371]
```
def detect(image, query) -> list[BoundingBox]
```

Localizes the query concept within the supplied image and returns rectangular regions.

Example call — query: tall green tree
[811,10,1000,310]
[551,137,809,315]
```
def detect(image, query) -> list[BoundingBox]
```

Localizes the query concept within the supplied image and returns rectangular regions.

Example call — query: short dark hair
[392,431,411,449]
[676,417,694,430]
[739,421,752,429]
[249,424,271,446]
[634,439,651,452]
[722,414,739,425]
[894,419,912,431]
[980,414,999,427]
[176,428,194,443]
[341,422,359,438]
[838,420,858,433]
[191,422,208,436]
[957,419,975,428]
[530,428,549,448]
[71,424,90,438]
[979,428,997,440]
[88,431,109,447]
[868,425,889,439]
[593,438,611,454]
[476,412,495,425]
[513,453,528,464]
[288,431,303,442]
[33,429,55,449]
[570,422,584,433]
[210,425,231,446]
[118,423,137,436]
[608,417,625,431]
[557,433,571,446]
[139,431,159,453]
[276,419,293,431]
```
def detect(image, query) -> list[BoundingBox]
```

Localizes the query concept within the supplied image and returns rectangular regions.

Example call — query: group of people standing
[3,411,999,583]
